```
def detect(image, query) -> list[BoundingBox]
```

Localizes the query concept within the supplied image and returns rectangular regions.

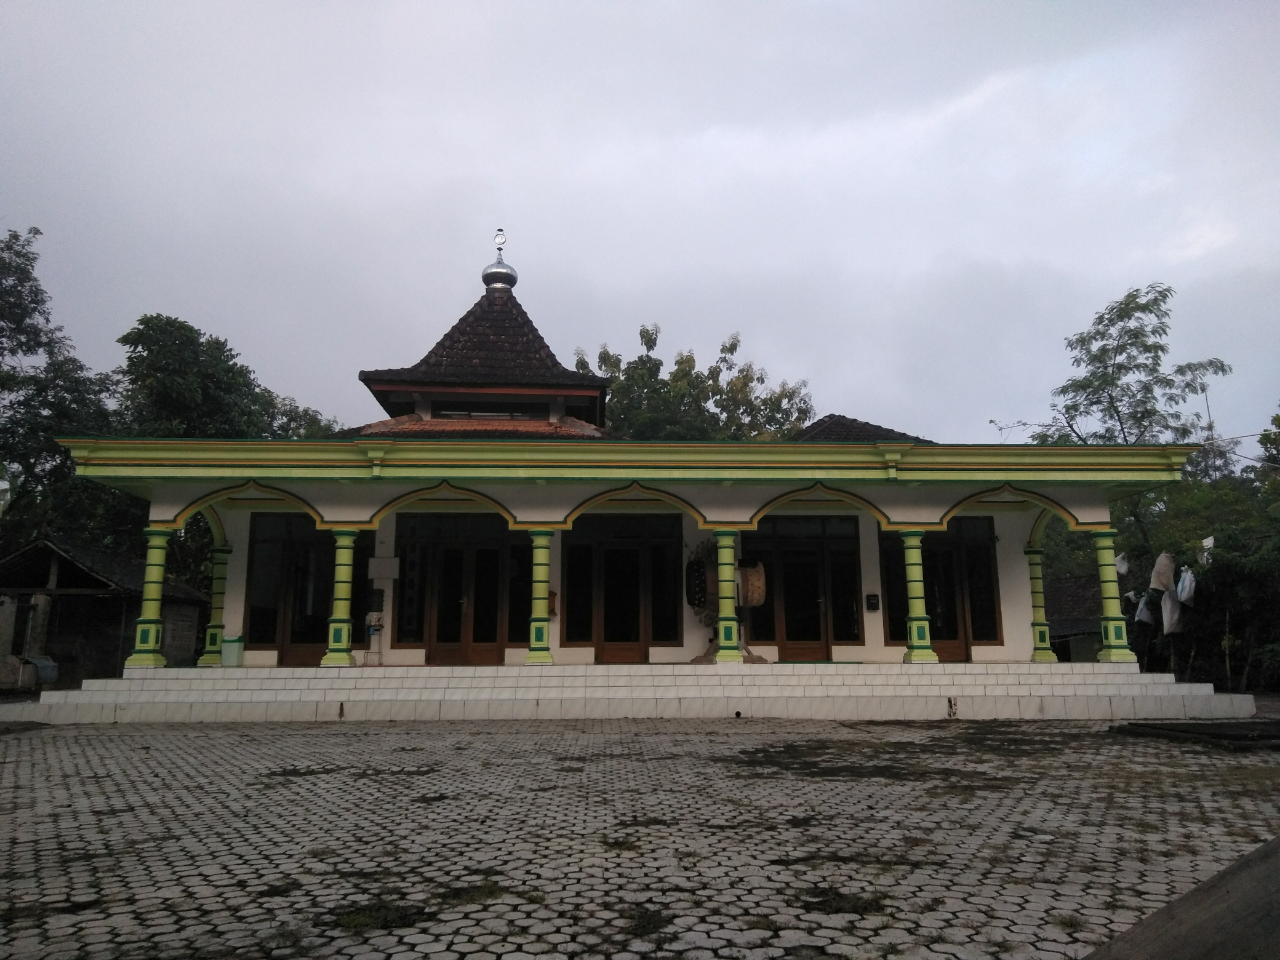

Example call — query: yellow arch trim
[1027,509,1055,549]
[939,484,1109,533]
[199,505,228,546]
[560,482,709,530]
[160,481,328,531]
[747,483,892,531]
[368,482,518,529]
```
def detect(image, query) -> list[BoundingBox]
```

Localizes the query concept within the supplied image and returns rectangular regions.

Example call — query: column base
[715,648,744,663]
[320,651,356,667]
[524,649,554,665]
[124,652,166,668]
[1097,647,1137,663]
[902,648,939,664]
[196,653,223,667]
[1031,649,1060,663]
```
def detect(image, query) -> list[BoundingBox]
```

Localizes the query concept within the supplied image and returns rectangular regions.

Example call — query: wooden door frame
[424,539,508,666]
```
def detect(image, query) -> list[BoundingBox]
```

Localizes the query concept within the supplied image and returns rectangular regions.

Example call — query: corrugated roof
[360,292,608,391]
[792,413,934,444]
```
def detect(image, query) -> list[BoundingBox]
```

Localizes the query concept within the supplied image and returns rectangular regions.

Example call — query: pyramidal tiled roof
[793,413,934,444]
[359,292,608,390]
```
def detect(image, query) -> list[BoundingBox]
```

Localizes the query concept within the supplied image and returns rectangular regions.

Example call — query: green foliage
[0,228,341,577]
[577,325,813,440]
[1022,282,1279,689]
[1022,284,1230,445]
[116,314,338,440]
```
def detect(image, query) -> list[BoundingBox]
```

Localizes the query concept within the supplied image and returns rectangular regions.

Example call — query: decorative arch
[938,484,1107,533]
[161,480,328,531]
[367,482,518,530]
[199,505,228,546]
[560,482,709,530]
[747,483,893,531]
[1028,508,1055,549]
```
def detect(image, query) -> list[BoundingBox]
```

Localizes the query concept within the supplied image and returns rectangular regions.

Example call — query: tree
[577,326,814,441]
[0,228,143,555]
[116,314,338,440]
[1020,284,1230,445]
[1260,404,1280,468]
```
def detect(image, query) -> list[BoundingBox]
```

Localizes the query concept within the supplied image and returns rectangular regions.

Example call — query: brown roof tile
[341,414,609,441]
[360,291,608,391]
[793,413,933,444]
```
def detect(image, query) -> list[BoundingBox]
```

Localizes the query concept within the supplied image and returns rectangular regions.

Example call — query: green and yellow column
[321,528,359,667]
[126,527,173,668]
[1025,547,1057,662]
[900,530,938,663]
[1093,529,1135,662]
[197,545,232,666]
[714,529,742,663]
[526,529,554,664]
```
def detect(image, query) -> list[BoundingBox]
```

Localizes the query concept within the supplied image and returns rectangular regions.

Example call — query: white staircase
[0,662,1254,724]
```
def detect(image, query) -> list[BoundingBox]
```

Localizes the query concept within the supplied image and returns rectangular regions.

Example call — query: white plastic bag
[1177,566,1196,606]
[1150,552,1177,592]
[1136,594,1156,625]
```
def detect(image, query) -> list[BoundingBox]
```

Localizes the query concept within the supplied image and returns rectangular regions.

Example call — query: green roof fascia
[59,437,1197,488]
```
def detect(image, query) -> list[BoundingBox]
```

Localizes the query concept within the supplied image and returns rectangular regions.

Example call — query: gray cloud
[2,1,1276,451]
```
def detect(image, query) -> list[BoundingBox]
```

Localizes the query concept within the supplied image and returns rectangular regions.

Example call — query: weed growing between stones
[436,879,507,906]
[794,885,886,916]
[601,835,640,851]
[332,900,430,930]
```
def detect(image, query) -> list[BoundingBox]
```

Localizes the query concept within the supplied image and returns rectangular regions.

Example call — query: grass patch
[794,886,886,916]
[306,846,335,858]
[352,767,437,779]
[267,766,345,778]
[261,879,302,897]
[602,836,639,852]
[437,879,507,906]
[623,904,672,939]
[616,816,673,828]
[413,793,449,805]
[1051,912,1087,934]
[332,900,429,931]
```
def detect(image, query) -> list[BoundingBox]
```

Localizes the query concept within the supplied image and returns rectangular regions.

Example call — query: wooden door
[426,543,504,666]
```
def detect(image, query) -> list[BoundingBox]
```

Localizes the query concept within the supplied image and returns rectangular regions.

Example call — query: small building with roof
[6,239,1252,723]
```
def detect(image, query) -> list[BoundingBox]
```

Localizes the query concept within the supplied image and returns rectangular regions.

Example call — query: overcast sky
[2,1,1277,452]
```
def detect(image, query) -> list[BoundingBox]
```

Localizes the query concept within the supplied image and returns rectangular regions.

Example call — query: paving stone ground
[2,719,1278,960]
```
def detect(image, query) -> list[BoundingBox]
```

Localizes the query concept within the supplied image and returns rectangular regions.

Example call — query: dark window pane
[879,534,908,643]
[602,548,641,642]
[923,547,959,641]
[288,539,333,644]
[564,544,594,643]
[435,548,464,643]
[825,517,859,539]
[246,539,282,645]
[507,543,532,645]
[782,550,823,642]
[649,545,680,643]
[349,531,376,647]
[829,550,860,642]
[472,548,501,643]
[397,543,426,643]
[773,517,823,539]
[964,543,999,641]
[745,552,775,643]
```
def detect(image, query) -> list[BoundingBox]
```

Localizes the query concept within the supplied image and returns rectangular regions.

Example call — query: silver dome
[482,250,518,289]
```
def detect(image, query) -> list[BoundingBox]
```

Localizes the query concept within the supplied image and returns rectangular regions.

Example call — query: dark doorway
[741,516,862,662]
[879,517,1001,662]
[245,514,375,666]
[395,514,532,665]
[561,515,683,664]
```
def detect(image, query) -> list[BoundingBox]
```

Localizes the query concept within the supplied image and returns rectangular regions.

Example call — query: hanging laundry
[1150,552,1177,592]
[1125,590,1138,603]
[1198,536,1215,565]
[1162,589,1185,634]
[1177,566,1196,606]
[1115,553,1130,576]
[1136,594,1156,625]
